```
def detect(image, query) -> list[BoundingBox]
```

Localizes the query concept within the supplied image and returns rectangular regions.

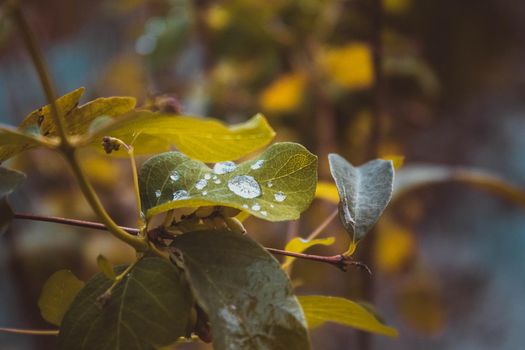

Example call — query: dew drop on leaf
[202,191,208,196]
[267,181,273,188]
[155,190,161,198]
[274,191,287,202]
[251,203,261,211]
[250,160,264,170]
[169,171,180,182]
[213,161,237,174]
[195,179,208,190]
[242,204,249,209]
[214,179,222,184]
[227,175,261,199]
[172,190,189,200]
[204,173,212,180]
[261,210,268,216]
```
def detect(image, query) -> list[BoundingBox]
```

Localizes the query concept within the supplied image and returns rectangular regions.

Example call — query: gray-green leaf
[139,142,317,221]
[328,154,394,243]
[57,258,192,350]
[171,230,311,350]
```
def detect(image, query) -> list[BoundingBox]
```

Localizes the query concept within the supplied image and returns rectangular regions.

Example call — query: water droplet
[251,203,261,211]
[204,173,212,180]
[267,181,273,188]
[250,159,264,170]
[202,191,208,196]
[213,161,237,174]
[242,204,249,209]
[213,175,218,180]
[172,190,189,200]
[155,190,161,198]
[227,175,261,199]
[270,204,275,208]
[169,171,180,182]
[274,191,286,202]
[214,179,222,184]
[299,238,310,243]
[261,210,268,216]
[195,179,207,190]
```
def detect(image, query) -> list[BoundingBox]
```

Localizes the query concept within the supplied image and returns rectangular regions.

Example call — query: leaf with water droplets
[328,154,394,245]
[139,142,317,221]
[171,230,311,350]
[82,111,276,162]
[57,258,192,350]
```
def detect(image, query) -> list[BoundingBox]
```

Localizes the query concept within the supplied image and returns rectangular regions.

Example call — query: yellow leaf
[384,0,412,14]
[315,181,339,204]
[38,270,85,326]
[206,4,231,30]
[397,276,445,334]
[375,223,415,273]
[282,237,336,269]
[96,254,116,280]
[299,295,398,337]
[259,72,306,113]
[83,112,276,162]
[318,43,374,89]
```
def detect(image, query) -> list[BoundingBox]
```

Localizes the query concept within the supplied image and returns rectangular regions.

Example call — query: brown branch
[13,212,139,235]
[12,212,370,273]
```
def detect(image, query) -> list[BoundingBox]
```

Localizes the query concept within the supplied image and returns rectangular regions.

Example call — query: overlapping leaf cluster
[2,89,403,349]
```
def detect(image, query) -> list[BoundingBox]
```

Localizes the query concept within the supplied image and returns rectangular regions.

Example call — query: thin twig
[0,327,58,336]
[12,212,370,273]
[306,208,338,241]
[13,212,139,235]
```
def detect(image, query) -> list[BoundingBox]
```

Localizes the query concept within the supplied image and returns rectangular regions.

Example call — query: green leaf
[0,198,14,235]
[394,164,525,208]
[328,154,394,244]
[282,237,336,269]
[96,254,116,281]
[38,270,85,326]
[0,166,25,235]
[84,111,276,162]
[139,142,318,220]
[171,230,311,350]
[0,166,26,199]
[57,258,192,350]
[298,295,398,337]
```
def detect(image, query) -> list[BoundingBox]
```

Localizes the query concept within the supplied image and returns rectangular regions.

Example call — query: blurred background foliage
[1,0,525,349]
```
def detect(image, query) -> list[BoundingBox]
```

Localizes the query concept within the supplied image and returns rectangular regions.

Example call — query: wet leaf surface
[171,230,311,350]
[139,142,317,221]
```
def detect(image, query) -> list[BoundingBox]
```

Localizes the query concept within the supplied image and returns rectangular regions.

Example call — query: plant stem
[104,137,145,229]
[62,150,149,252]
[306,208,338,241]
[8,0,70,146]
[12,212,369,272]
[0,327,58,336]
